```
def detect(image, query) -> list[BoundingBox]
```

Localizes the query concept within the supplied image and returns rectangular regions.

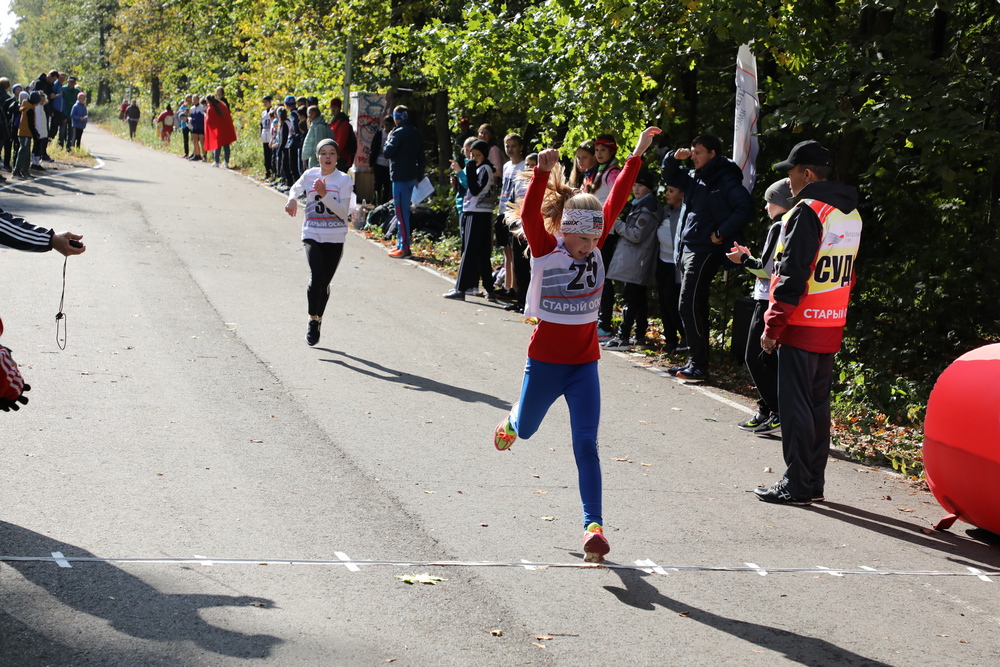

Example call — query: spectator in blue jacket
[70,92,88,149]
[382,105,425,259]
[661,134,753,380]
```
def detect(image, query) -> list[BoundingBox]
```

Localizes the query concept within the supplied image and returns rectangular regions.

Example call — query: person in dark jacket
[603,168,662,350]
[754,140,862,506]
[369,115,394,206]
[661,134,753,380]
[382,105,425,259]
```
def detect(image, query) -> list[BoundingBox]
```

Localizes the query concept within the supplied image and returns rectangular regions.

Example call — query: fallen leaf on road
[532,474,540,478]
[250,439,263,443]
[536,635,553,640]
[641,463,652,467]
[422,491,437,494]
[533,490,547,494]
[480,523,488,527]
[704,418,717,422]
[491,629,504,636]
[883,495,892,500]
[395,573,446,585]
[385,659,396,663]
[672,407,682,411]
[540,516,556,521]
[959,639,969,643]
[612,456,632,462]
[764,467,773,473]
[638,420,651,424]
[678,612,691,617]
[532,642,546,649]
[897,508,914,513]
[921,528,936,535]
[155,472,163,476]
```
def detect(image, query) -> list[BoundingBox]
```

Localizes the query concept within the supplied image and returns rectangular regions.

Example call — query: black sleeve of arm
[771,207,821,306]
[660,151,693,191]
[466,163,487,195]
[0,209,54,252]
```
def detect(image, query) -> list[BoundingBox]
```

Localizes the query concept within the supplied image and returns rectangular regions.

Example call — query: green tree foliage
[9,0,999,421]
[0,40,22,82]
[12,0,118,101]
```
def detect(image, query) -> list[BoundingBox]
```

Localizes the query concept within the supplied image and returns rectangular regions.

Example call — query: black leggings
[303,239,344,317]
[455,211,494,293]
[73,128,83,148]
[618,282,649,340]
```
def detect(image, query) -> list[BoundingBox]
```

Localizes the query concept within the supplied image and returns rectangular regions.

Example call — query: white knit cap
[560,208,604,236]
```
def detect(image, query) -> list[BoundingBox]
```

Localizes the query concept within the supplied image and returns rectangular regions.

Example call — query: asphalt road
[1,127,998,666]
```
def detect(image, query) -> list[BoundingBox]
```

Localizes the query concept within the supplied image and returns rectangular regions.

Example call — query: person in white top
[496,133,526,302]
[284,139,354,346]
[260,95,274,180]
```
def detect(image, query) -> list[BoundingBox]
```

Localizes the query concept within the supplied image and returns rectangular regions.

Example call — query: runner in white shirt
[284,139,354,346]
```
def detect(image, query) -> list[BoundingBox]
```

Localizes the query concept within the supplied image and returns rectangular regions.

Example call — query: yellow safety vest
[770,199,862,328]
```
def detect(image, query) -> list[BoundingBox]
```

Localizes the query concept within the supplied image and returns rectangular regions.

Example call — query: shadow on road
[808,502,1000,570]
[0,521,281,661]
[317,348,512,410]
[603,567,892,666]
[39,178,97,196]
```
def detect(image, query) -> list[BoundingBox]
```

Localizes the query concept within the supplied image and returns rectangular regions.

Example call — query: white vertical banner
[733,44,759,193]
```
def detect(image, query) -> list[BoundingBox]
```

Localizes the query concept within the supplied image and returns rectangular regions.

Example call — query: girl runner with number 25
[284,139,354,347]
[494,127,661,563]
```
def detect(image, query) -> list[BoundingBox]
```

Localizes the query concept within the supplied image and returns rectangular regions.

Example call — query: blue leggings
[510,358,602,528]
[392,178,417,252]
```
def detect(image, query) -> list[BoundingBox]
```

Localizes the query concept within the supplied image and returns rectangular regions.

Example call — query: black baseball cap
[773,140,833,172]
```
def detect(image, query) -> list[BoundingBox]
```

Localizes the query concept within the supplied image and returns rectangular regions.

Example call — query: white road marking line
[51,552,72,568]
[746,562,768,576]
[634,559,654,574]
[967,567,993,583]
[335,551,361,572]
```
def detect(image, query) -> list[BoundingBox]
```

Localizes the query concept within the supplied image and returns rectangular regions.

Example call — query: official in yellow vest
[754,140,863,506]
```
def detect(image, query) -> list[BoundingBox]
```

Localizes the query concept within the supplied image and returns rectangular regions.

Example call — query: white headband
[560,208,604,236]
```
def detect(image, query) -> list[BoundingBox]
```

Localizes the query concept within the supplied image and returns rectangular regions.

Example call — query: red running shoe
[583,523,610,563]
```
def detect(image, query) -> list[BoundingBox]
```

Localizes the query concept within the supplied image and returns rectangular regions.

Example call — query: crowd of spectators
[0,70,87,182]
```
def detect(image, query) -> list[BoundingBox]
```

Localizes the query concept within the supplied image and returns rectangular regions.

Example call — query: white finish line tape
[1,555,995,580]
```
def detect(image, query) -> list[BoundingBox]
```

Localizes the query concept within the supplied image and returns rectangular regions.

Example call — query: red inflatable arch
[924,343,1000,534]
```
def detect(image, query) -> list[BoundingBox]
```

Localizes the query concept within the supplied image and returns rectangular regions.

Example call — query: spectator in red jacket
[204,94,237,168]
[328,97,356,171]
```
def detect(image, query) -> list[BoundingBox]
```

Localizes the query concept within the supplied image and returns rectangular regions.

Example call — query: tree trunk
[151,76,160,110]
[679,67,698,140]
